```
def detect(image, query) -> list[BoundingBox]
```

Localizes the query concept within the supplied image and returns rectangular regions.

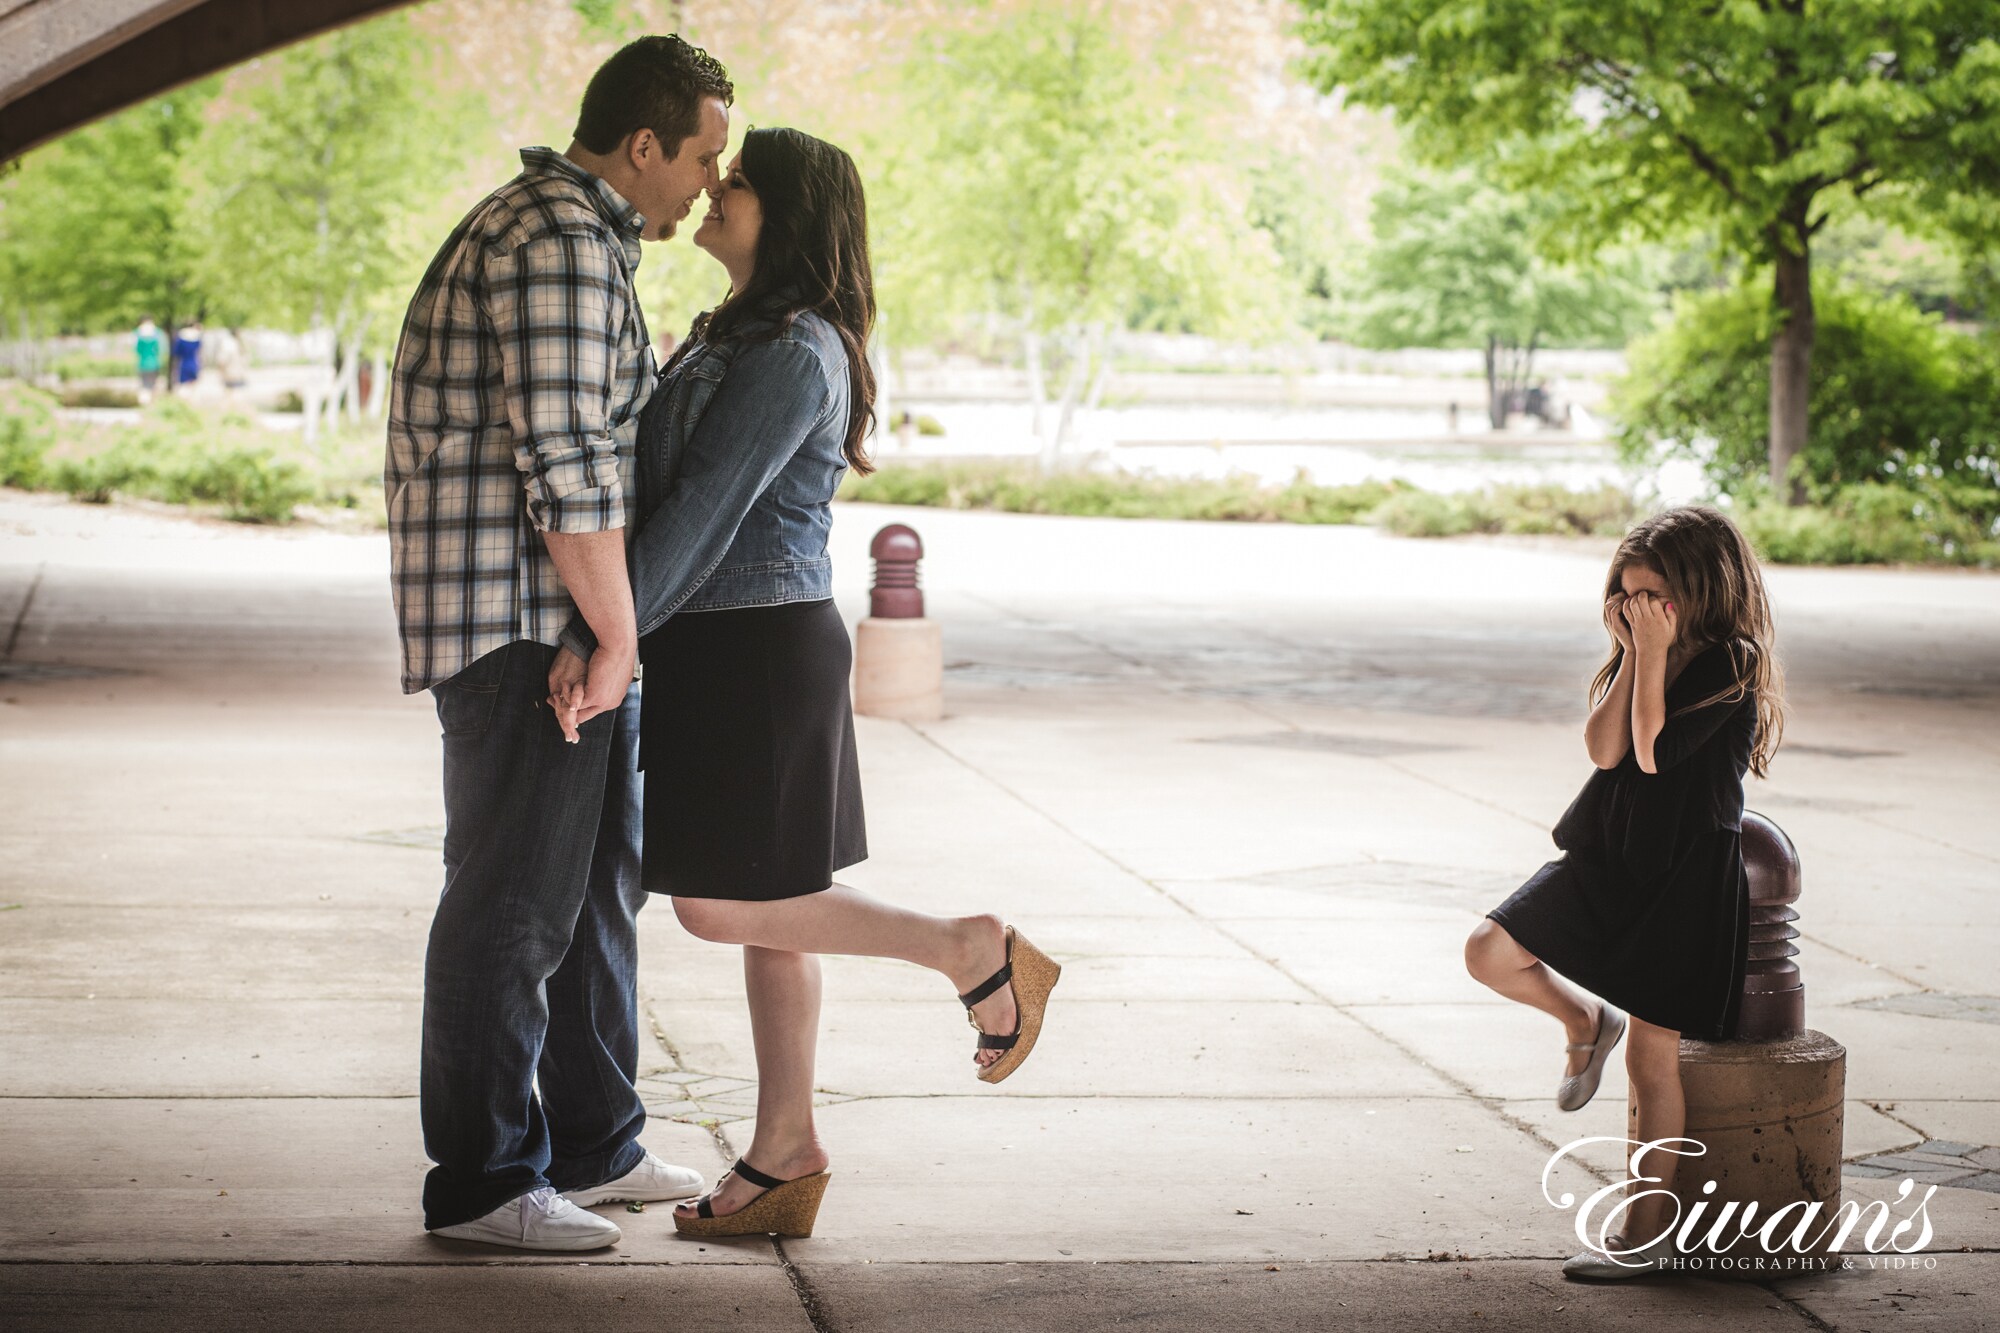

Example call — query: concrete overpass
[0,0,418,160]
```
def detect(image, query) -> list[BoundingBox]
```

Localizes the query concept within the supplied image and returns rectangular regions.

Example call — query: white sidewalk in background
[2,489,1997,1331]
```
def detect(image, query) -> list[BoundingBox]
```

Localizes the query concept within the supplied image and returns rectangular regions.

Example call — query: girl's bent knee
[673,896,739,943]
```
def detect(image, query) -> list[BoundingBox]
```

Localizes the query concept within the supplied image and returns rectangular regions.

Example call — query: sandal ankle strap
[730,1157,787,1191]
[958,960,1012,1009]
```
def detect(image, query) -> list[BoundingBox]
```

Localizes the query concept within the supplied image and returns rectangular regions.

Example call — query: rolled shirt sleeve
[487,231,630,533]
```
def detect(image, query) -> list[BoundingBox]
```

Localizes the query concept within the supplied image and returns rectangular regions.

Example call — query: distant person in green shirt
[135,318,163,402]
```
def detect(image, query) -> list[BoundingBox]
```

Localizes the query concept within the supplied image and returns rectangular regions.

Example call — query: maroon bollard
[852,524,942,720]
[1738,812,1805,1040]
[1642,811,1846,1269]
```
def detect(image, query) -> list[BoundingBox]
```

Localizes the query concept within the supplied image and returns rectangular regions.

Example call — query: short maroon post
[1738,810,1804,1041]
[854,523,942,720]
[869,523,925,620]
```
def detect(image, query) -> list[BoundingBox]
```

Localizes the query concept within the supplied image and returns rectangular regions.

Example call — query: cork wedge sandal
[959,925,1062,1085]
[671,1158,831,1239]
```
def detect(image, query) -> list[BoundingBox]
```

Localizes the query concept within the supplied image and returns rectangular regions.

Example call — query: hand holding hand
[573,639,637,735]
[1625,591,1677,658]
[547,646,590,742]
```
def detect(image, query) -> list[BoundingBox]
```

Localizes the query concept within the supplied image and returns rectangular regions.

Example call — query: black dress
[637,598,868,900]
[1487,641,1756,1039]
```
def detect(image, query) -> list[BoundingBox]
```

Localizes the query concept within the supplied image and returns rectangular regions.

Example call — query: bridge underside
[0,0,417,160]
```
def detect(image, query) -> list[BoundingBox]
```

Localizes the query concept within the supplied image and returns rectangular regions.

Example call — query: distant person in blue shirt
[171,320,203,388]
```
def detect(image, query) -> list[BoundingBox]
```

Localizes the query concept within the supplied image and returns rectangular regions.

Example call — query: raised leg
[673,884,1017,1069]
[1465,918,1602,1075]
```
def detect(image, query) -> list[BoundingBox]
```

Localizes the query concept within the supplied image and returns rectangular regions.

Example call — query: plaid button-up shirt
[385,147,656,693]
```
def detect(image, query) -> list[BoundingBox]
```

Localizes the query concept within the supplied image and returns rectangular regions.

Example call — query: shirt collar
[519,147,649,252]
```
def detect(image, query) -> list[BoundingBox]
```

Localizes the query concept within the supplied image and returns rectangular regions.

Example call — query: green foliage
[1350,171,1656,352]
[1615,281,2000,496]
[0,384,59,487]
[1734,484,1998,567]
[1299,0,2000,486]
[879,3,1293,347]
[42,400,313,522]
[0,86,213,333]
[52,355,139,382]
[1298,0,2000,261]
[181,15,480,351]
[842,462,1407,524]
[1372,485,1638,539]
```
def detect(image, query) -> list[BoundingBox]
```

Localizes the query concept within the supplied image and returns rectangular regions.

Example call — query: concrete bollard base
[1636,1029,1846,1273]
[854,616,943,721]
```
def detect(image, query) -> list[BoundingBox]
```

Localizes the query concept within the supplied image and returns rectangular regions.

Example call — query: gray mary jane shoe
[1562,1236,1677,1281]
[1556,1004,1627,1112]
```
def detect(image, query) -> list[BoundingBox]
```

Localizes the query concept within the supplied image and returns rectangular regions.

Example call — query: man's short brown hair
[574,35,733,158]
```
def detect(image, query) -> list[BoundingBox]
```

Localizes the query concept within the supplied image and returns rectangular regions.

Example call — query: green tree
[1349,171,1657,427]
[884,2,1293,467]
[1615,278,2000,501]
[0,86,213,345]
[1300,0,2000,501]
[180,14,477,430]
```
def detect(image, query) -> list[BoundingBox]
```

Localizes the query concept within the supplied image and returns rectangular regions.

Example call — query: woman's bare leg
[676,945,831,1220]
[673,886,1017,1069]
[1620,1017,1686,1248]
[1464,918,1603,1076]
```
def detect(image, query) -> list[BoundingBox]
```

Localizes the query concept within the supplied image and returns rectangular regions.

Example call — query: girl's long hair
[1590,505,1786,777]
[683,126,876,474]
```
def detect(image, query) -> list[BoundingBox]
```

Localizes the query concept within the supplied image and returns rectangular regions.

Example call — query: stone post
[853,523,943,721]
[1641,812,1847,1270]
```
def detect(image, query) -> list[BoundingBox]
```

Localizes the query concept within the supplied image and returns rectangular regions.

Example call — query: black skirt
[637,598,867,900]
[1487,830,1747,1040]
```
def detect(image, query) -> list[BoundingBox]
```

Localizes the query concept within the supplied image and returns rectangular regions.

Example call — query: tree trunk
[1022,327,1050,462]
[1483,336,1504,429]
[1043,324,1095,471]
[1769,246,1813,504]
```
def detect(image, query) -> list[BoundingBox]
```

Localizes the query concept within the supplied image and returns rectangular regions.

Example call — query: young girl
[1464,506,1785,1280]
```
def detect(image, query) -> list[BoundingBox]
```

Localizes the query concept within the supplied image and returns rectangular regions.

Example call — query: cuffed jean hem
[424,1173,553,1232]
[547,1138,648,1195]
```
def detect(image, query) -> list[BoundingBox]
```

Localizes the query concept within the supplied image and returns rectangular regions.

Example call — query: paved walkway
[2,490,1996,1330]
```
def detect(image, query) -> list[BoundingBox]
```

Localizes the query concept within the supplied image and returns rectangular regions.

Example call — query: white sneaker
[563,1150,706,1207]
[1562,1235,1676,1280]
[429,1186,622,1251]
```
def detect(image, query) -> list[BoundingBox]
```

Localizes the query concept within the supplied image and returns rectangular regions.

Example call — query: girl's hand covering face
[1625,591,1677,656]
[1604,594,1635,651]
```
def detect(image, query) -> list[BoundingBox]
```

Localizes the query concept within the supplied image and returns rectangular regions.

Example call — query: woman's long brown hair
[685,126,877,474]
[1590,506,1787,777]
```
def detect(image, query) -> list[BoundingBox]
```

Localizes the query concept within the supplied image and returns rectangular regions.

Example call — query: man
[384,35,733,1252]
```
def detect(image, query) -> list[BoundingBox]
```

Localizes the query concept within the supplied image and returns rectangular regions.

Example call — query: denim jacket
[561,306,851,657]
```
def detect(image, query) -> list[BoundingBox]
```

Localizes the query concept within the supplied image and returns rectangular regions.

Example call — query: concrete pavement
[2,488,1997,1330]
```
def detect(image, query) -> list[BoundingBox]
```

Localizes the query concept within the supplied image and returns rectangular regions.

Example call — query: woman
[549,127,1059,1240]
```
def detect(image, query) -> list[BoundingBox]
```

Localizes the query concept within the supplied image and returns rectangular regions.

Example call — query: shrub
[0,383,60,487]
[1734,482,1998,567]
[840,461,1409,524]
[58,386,142,409]
[1615,280,2000,509]
[43,398,315,522]
[52,354,135,382]
[1373,484,1637,538]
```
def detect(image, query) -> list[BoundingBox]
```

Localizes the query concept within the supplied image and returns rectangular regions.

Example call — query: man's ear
[627,128,657,171]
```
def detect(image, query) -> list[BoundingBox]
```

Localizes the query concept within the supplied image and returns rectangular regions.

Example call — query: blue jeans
[421,639,648,1229]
